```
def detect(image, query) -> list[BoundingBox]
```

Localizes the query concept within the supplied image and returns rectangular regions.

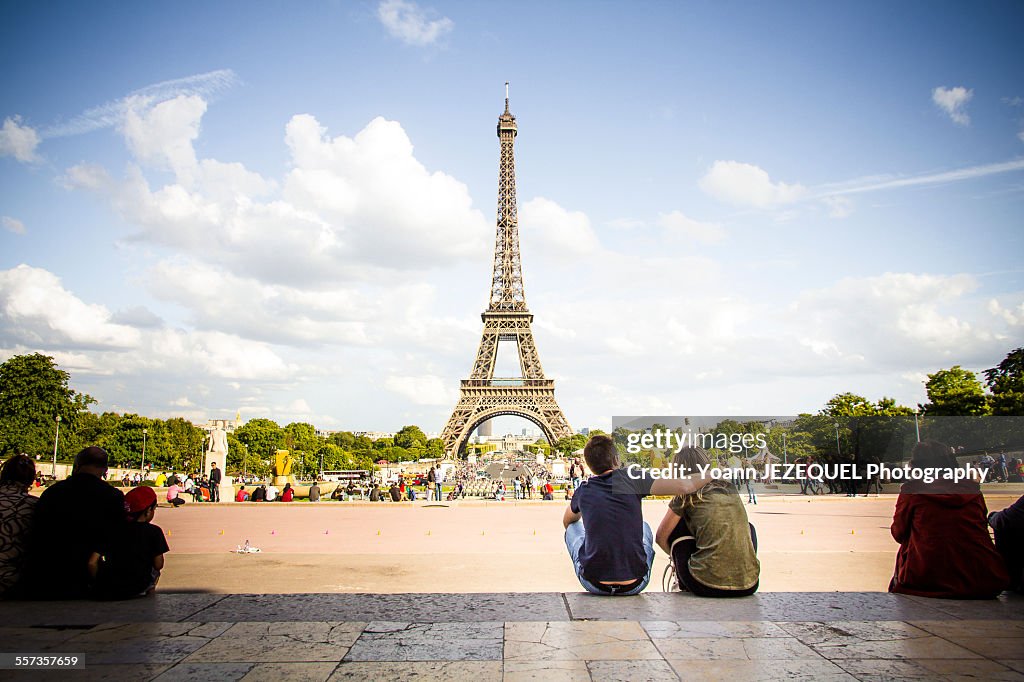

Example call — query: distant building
[478,420,493,437]
[577,427,590,436]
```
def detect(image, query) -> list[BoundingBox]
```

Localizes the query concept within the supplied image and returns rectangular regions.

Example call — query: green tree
[553,434,587,455]
[284,422,321,454]
[984,347,1024,416]
[235,418,284,461]
[922,366,990,416]
[424,438,445,458]
[329,431,356,450]
[165,417,205,472]
[0,353,96,458]
[394,425,427,449]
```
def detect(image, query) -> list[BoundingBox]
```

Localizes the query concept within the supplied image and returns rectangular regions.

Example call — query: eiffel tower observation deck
[440,85,573,457]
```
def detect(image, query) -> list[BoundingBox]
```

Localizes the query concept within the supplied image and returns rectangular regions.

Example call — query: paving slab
[902,592,1024,620]
[666,659,855,681]
[187,592,569,622]
[0,593,226,626]
[565,592,954,622]
[184,621,364,662]
[329,660,503,679]
[504,621,661,662]
[343,621,503,661]
[239,662,339,681]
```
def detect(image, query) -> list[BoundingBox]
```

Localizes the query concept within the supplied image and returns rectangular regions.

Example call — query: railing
[461,379,553,388]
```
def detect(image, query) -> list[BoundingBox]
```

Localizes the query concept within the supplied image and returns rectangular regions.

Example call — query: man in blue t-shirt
[563,435,711,595]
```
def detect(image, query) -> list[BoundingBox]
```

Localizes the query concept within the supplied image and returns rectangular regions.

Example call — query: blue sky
[1,0,1022,435]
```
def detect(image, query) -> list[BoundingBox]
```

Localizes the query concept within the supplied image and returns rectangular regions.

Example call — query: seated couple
[563,435,758,597]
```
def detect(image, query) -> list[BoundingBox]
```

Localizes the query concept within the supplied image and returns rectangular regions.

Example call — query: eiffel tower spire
[490,81,526,312]
[440,86,572,457]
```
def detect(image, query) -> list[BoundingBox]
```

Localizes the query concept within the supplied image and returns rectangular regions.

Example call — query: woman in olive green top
[655,447,760,597]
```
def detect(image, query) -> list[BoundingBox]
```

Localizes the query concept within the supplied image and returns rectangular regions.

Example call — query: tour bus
[320,469,372,483]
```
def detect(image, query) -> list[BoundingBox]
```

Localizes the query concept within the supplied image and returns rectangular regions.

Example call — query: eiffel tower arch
[441,86,573,457]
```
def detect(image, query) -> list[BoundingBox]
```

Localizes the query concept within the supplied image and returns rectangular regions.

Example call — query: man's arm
[649,474,712,497]
[562,504,581,529]
[655,508,681,554]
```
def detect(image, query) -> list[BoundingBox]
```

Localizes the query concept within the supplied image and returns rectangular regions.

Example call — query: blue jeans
[564,520,654,596]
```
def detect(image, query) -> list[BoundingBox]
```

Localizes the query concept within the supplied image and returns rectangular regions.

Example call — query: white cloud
[822,196,853,219]
[384,374,457,405]
[932,86,973,125]
[0,265,142,349]
[2,216,25,234]
[817,159,1024,198]
[122,94,205,181]
[657,210,724,243]
[377,0,453,46]
[65,107,489,284]
[699,160,807,208]
[0,116,40,163]
[988,298,1024,326]
[41,69,237,139]
[519,197,601,257]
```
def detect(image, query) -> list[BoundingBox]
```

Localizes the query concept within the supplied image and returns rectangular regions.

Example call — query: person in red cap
[88,485,169,599]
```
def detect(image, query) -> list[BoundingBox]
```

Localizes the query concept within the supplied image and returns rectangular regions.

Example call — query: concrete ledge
[4,591,1021,626]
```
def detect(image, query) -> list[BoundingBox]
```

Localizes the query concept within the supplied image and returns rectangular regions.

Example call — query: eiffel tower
[441,86,573,457]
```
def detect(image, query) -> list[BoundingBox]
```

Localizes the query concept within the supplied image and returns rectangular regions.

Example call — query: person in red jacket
[888,440,1009,599]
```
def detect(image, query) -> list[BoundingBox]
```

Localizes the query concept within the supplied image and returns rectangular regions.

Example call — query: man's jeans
[564,520,654,596]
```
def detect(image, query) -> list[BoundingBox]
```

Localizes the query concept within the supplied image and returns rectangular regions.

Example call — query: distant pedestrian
[235,486,250,502]
[309,481,321,503]
[209,463,222,503]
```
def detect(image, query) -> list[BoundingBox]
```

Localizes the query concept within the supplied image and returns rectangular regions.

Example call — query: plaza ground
[155,492,1023,594]
[7,491,1023,680]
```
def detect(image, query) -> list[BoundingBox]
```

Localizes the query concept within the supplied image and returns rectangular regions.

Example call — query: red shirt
[281,488,294,502]
[889,479,1009,598]
[235,489,249,502]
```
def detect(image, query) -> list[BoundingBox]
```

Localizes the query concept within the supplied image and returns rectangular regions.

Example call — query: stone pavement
[1,592,1022,680]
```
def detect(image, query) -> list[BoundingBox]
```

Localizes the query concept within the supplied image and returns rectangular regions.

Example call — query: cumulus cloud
[122,95,205,181]
[657,210,724,243]
[0,116,40,163]
[519,197,601,257]
[2,216,25,234]
[0,265,142,349]
[699,160,807,208]
[932,86,973,126]
[0,264,295,387]
[792,273,999,366]
[377,0,453,46]
[384,374,457,405]
[64,105,488,284]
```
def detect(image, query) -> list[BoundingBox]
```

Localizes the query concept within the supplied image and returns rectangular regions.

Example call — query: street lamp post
[782,431,788,466]
[834,422,842,458]
[142,428,148,476]
[914,409,921,443]
[51,415,61,478]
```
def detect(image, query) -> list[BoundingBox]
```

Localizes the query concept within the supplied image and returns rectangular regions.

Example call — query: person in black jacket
[209,463,222,503]
[20,447,125,599]
[990,494,1024,593]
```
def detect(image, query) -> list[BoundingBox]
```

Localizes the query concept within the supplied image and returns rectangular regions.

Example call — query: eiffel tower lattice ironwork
[441,86,573,456]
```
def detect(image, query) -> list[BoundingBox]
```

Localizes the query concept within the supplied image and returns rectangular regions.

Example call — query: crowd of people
[1,436,1022,603]
[0,447,168,601]
[564,435,1023,599]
